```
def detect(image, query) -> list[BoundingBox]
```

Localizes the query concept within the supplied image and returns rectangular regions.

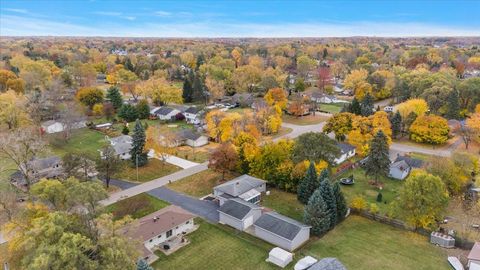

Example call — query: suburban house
[469,242,480,269]
[41,120,86,134]
[213,174,267,206]
[122,205,196,264]
[153,107,181,121]
[108,135,132,160]
[308,92,339,104]
[11,156,64,188]
[218,198,262,231]
[253,211,311,251]
[307,258,347,270]
[334,142,356,164]
[232,93,254,107]
[389,155,424,180]
[176,129,209,148]
[184,106,204,125]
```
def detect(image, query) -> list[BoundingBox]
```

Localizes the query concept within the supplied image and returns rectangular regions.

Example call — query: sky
[1,0,479,37]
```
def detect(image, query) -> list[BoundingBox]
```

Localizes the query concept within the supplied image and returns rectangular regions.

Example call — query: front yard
[114,158,181,183]
[173,144,215,163]
[167,169,237,198]
[282,114,330,125]
[105,193,169,220]
[318,103,345,114]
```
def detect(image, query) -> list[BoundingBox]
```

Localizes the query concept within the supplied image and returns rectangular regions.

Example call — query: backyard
[114,158,181,183]
[318,103,345,114]
[282,113,330,125]
[262,188,304,221]
[167,169,237,198]
[48,128,107,159]
[105,193,169,219]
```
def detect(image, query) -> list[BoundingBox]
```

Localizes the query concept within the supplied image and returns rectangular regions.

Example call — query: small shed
[469,242,480,269]
[294,256,318,270]
[430,231,455,248]
[267,247,293,268]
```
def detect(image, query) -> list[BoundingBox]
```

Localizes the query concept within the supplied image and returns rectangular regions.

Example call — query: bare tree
[57,102,85,141]
[96,145,122,188]
[0,127,46,190]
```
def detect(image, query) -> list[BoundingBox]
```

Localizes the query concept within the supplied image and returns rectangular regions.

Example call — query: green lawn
[262,188,304,221]
[114,158,181,183]
[282,114,330,125]
[335,168,403,215]
[105,193,169,219]
[173,146,211,163]
[48,128,107,159]
[297,215,449,270]
[152,219,277,270]
[168,169,237,198]
[0,243,8,267]
[318,103,345,114]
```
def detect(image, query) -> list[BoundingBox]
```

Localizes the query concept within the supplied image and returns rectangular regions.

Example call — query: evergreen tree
[106,86,123,110]
[297,162,318,204]
[364,130,390,184]
[136,100,150,120]
[350,97,361,115]
[124,58,135,71]
[182,74,193,103]
[196,54,205,70]
[446,89,460,119]
[121,125,129,135]
[118,104,138,122]
[376,192,383,202]
[360,93,374,116]
[304,188,331,236]
[319,179,337,228]
[130,119,148,167]
[136,259,153,270]
[390,111,402,138]
[332,182,348,222]
[192,72,205,102]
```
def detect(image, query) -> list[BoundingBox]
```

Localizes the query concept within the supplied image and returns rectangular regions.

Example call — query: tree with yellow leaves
[180,51,197,69]
[205,110,227,142]
[344,69,372,99]
[396,98,429,119]
[346,112,392,156]
[466,105,480,142]
[145,126,176,164]
[231,47,243,68]
[0,90,31,129]
[264,87,288,110]
[409,115,449,144]
[136,78,183,105]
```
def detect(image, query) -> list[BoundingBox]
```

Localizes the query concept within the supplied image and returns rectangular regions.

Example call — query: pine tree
[182,75,193,103]
[124,58,135,71]
[118,104,138,122]
[360,93,374,116]
[106,86,123,110]
[136,100,150,120]
[332,182,348,222]
[304,188,331,236]
[136,259,153,270]
[446,90,460,120]
[297,162,318,204]
[121,125,129,135]
[130,119,148,167]
[196,54,205,70]
[364,130,390,184]
[376,192,383,202]
[192,72,205,102]
[390,111,402,139]
[319,176,337,228]
[350,97,361,115]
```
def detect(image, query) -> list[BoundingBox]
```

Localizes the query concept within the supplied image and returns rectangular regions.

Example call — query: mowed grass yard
[335,167,403,215]
[318,103,345,114]
[114,158,181,183]
[298,215,450,270]
[152,219,277,270]
[105,193,169,220]
[282,113,330,125]
[262,188,304,221]
[168,169,237,198]
[48,128,107,159]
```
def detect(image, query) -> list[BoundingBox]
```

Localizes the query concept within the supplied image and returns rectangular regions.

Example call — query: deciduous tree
[208,143,238,180]
[292,132,340,164]
[409,115,449,144]
[96,145,122,188]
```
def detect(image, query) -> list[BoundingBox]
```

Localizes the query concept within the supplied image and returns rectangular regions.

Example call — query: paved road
[390,142,452,157]
[100,162,208,206]
[276,121,329,141]
[109,179,219,223]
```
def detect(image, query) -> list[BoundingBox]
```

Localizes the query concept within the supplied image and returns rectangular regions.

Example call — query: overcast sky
[1,0,479,37]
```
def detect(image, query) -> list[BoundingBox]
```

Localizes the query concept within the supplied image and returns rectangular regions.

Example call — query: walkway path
[162,155,199,169]
[100,162,208,206]
[108,179,219,223]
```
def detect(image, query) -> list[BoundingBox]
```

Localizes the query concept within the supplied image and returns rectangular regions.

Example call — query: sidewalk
[162,155,199,169]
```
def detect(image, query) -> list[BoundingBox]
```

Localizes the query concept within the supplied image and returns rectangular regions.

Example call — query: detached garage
[218,198,262,231]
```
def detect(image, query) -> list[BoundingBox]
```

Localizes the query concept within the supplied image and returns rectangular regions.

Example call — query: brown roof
[469,242,480,260]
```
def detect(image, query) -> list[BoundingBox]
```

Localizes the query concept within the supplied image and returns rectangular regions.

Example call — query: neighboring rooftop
[254,211,310,241]
[214,175,266,197]
[110,135,132,145]
[155,107,176,116]
[177,129,204,141]
[394,155,423,168]
[218,198,261,220]
[184,106,201,114]
[336,142,355,154]
[390,160,410,172]
[28,156,61,170]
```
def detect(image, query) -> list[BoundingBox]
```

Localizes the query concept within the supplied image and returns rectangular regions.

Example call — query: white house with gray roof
[213,175,266,206]
[184,106,204,125]
[153,107,181,121]
[108,135,132,160]
[334,142,356,165]
[218,198,262,231]
[254,211,311,251]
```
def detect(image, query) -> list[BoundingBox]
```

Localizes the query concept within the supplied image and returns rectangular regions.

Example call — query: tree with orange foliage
[264,87,288,110]
[208,143,238,180]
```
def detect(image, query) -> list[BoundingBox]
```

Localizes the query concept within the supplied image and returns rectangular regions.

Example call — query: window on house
[149,239,152,242]
[166,230,172,238]
[186,221,190,224]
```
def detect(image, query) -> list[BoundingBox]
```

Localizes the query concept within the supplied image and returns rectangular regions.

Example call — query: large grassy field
[262,188,304,221]
[152,219,277,270]
[105,193,169,219]
[48,128,107,159]
[318,103,345,114]
[114,158,181,183]
[297,215,450,270]
[335,167,403,215]
[168,169,237,198]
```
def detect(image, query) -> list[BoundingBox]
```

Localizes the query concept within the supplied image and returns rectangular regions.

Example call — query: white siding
[143,219,194,250]
[219,212,244,231]
[254,226,310,251]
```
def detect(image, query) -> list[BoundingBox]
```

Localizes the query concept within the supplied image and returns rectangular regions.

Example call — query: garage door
[244,215,254,229]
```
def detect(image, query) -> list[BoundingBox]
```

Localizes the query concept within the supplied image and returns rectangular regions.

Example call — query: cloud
[155,11,172,17]
[93,11,123,16]
[3,8,28,14]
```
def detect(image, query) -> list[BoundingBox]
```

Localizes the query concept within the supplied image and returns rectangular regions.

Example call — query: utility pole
[136,154,139,182]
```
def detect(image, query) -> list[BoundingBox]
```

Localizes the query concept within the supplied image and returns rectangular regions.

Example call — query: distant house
[122,205,196,264]
[153,107,181,121]
[307,258,347,270]
[308,92,339,104]
[218,198,262,231]
[41,120,86,134]
[108,135,132,160]
[96,73,107,83]
[469,242,480,269]
[383,106,394,112]
[213,175,267,206]
[176,129,209,148]
[11,156,63,188]
[184,106,204,125]
[253,211,311,251]
[334,142,356,165]
[232,93,254,107]
[389,155,424,180]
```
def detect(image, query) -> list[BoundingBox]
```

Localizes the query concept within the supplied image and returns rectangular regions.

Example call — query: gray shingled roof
[390,160,410,172]
[112,142,131,155]
[214,175,266,197]
[218,198,260,220]
[394,155,423,168]
[185,106,201,114]
[336,142,355,154]
[110,135,132,145]
[155,107,175,116]
[308,258,347,270]
[254,211,310,241]
[177,129,203,141]
[28,156,61,170]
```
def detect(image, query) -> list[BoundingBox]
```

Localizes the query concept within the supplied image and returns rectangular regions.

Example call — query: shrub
[376,192,383,202]
[122,125,129,135]
[175,113,185,121]
[369,203,380,214]
[351,196,367,210]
